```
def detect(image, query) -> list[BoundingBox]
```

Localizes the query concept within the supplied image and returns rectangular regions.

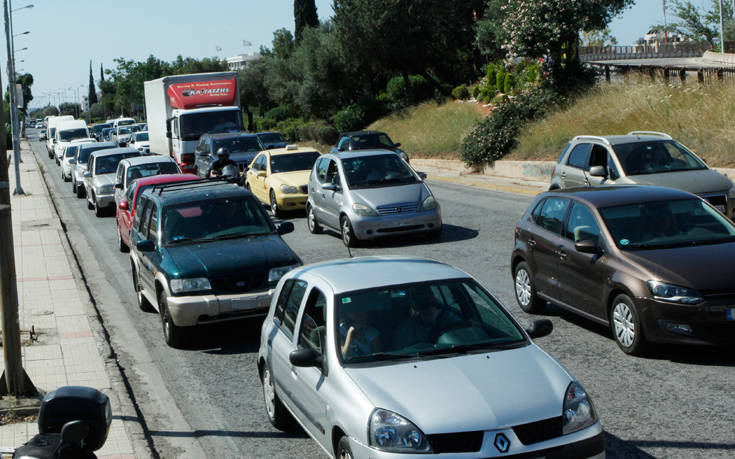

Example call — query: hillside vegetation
[508,80,735,167]
[368,100,485,159]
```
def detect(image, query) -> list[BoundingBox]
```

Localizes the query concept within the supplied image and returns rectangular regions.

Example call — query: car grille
[376,202,419,216]
[210,273,268,294]
[426,431,484,453]
[700,193,727,213]
[299,184,308,194]
[512,416,562,445]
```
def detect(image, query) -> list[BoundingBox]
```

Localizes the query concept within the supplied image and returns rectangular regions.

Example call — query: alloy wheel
[612,302,635,348]
[515,269,532,306]
[262,367,276,419]
[341,219,351,246]
[270,191,278,215]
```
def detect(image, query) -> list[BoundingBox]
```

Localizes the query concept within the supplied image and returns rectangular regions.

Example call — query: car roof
[134,173,199,187]
[80,141,116,151]
[544,185,696,208]
[256,131,283,136]
[142,181,252,205]
[341,130,386,137]
[90,147,139,158]
[290,256,469,295]
[121,155,175,166]
[266,146,320,156]
[572,133,674,147]
[327,149,397,159]
[205,132,258,140]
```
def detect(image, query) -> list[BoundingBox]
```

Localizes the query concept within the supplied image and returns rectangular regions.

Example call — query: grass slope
[368,100,485,159]
[508,80,735,167]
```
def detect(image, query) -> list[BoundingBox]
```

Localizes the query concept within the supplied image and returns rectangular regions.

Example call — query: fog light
[660,320,692,335]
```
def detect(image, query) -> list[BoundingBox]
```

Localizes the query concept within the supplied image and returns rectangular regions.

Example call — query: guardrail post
[717,69,724,81]
[605,65,611,83]
[663,68,670,82]
[679,69,686,83]
[697,69,704,83]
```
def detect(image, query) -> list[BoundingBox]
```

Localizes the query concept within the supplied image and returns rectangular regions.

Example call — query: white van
[112,117,135,129]
[46,115,74,158]
[54,120,91,162]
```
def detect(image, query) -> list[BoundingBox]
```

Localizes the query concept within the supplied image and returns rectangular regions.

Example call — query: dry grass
[368,100,485,159]
[508,78,735,167]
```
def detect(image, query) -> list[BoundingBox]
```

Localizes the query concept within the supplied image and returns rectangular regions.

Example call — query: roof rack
[149,177,235,195]
[626,131,672,139]
[573,135,611,146]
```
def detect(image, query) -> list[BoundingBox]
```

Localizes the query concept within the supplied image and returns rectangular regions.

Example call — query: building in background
[226,52,260,71]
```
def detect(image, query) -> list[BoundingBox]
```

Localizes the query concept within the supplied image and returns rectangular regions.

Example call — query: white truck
[143,72,242,173]
[46,115,75,158]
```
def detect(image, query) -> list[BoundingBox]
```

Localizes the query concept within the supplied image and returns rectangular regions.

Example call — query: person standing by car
[209,148,238,177]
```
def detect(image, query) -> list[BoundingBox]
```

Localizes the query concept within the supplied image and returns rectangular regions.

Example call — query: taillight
[551,165,556,177]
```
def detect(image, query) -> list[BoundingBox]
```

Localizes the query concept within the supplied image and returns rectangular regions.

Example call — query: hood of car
[350,183,425,208]
[165,235,299,279]
[623,241,735,291]
[270,170,311,188]
[621,169,732,195]
[344,345,570,434]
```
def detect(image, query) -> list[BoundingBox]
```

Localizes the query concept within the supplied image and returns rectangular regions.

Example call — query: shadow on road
[316,223,479,248]
[148,428,308,440]
[605,431,735,458]
[171,317,265,354]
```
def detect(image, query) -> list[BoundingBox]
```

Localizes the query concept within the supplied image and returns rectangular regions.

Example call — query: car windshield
[64,146,79,158]
[95,153,138,175]
[163,197,273,245]
[613,140,706,176]
[117,119,134,126]
[351,133,394,149]
[119,127,132,135]
[600,198,735,250]
[214,136,261,153]
[93,124,111,134]
[269,152,320,173]
[77,145,116,164]
[258,133,284,144]
[127,162,179,183]
[180,111,243,140]
[341,154,418,189]
[130,125,143,132]
[336,279,526,364]
[134,133,149,142]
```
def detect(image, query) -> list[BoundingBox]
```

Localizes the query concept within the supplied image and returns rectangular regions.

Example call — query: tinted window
[126,162,179,185]
[350,133,394,149]
[283,280,307,335]
[536,197,570,235]
[589,145,608,168]
[557,143,571,163]
[341,154,417,189]
[326,160,339,185]
[65,146,79,158]
[274,280,295,325]
[269,152,320,174]
[213,136,261,153]
[613,140,706,176]
[59,128,88,141]
[297,288,327,355]
[138,199,153,235]
[565,202,601,243]
[567,143,592,170]
[78,145,116,164]
[258,133,285,144]
[148,203,159,242]
[134,133,149,142]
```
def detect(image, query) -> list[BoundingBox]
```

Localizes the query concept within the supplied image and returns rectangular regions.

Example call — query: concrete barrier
[702,51,735,66]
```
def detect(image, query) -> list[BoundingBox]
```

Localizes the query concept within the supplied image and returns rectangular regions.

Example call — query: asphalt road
[29,136,735,458]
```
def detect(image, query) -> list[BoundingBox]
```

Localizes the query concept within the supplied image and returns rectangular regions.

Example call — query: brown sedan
[511,185,735,355]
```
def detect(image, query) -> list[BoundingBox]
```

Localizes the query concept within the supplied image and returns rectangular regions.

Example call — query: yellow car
[245,145,322,216]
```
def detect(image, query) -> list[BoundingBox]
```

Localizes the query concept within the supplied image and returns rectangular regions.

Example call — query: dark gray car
[194,132,262,177]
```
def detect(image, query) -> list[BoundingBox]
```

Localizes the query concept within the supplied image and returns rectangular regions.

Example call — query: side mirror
[136,240,155,252]
[257,170,267,178]
[115,182,123,189]
[166,131,172,139]
[589,165,606,178]
[526,319,553,339]
[83,172,92,178]
[394,142,401,148]
[575,239,600,254]
[277,222,294,235]
[322,183,337,191]
[118,200,129,211]
[417,172,427,180]
[289,347,323,368]
[68,159,76,165]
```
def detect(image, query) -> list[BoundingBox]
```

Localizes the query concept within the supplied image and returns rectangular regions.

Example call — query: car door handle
[527,238,537,247]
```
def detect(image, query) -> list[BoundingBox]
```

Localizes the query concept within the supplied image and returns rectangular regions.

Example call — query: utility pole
[4,0,23,194]
[0,0,34,397]
[663,0,669,44]
[720,0,726,54]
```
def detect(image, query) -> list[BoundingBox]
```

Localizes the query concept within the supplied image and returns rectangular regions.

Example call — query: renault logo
[494,433,510,453]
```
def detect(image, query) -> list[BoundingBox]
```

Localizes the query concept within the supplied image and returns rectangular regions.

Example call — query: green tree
[294,0,319,43]
[16,73,33,116]
[670,0,734,46]
[474,0,507,60]
[88,61,98,105]
[100,63,104,82]
[41,105,59,117]
[89,103,105,121]
[59,102,80,117]
[581,28,619,46]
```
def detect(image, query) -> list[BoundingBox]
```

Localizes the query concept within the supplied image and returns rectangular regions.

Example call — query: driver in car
[394,291,463,348]
[209,148,238,177]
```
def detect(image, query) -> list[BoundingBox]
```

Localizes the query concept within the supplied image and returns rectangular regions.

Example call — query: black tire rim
[270,192,278,214]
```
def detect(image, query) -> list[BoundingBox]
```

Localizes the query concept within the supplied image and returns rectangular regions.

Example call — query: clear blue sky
[7,0,710,110]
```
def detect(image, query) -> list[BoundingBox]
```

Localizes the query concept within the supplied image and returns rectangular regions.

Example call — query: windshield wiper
[415,341,524,357]
[346,352,416,363]
[167,236,192,245]
[209,232,270,241]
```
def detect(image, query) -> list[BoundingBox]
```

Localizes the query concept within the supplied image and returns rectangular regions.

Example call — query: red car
[116,174,199,252]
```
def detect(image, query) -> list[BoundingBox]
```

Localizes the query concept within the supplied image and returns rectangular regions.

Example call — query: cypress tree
[88,61,98,105]
[294,0,318,43]
[100,63,104,82]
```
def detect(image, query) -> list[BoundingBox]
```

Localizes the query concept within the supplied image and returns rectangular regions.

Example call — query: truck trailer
[144,72,242,173]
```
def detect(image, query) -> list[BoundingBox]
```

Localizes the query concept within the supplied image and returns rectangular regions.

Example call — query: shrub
[333,104,366,133]
[461,88,558,168]
[386,75,432,104]
[504,73,514,94]
[452,84,470,100]
[496,70,506,93]
[470,84,481,99]
[265,106,291,122]
[299,121,339,145]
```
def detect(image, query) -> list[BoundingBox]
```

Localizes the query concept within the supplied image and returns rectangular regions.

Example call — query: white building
[226,53,260,71]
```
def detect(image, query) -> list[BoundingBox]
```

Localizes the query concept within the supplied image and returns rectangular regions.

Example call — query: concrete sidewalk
[0,143,147,457]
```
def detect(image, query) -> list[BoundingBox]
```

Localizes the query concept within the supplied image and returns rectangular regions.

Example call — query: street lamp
[12,29,26,36]
[11,3,32,12]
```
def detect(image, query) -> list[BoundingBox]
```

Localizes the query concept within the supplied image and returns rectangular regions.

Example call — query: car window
[315,158,329,183]
[127,162,179,184]
[589,145,608,169]
[536,197,570,235]
[565,202,601,243]
[274,280,295,325]
[282,280,308,336]
[557,143,571,163]
[530,198,545,223]
[147,203,159,243]
[297,288,327,355]
[325,160,339,185]
[138,199,153,235]
[125,184,136,204]
[607,153,620,179]
[337,137,349,151]
[269,152,320,174]
[567,143,593,170]
[116,163,125,185]
[341,154,417,189]
[613,140,706,176]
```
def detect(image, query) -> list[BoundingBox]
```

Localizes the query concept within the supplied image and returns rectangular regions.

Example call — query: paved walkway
[0,143,140,457]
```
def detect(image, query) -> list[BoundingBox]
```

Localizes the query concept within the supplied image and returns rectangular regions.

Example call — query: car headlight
[421,196,438,211]
[268,264,299,284]
[369,409,432,453]
[352,202,377,216]
[648,280,703,305]
[562,382,597,435]
[170,277,212,294]
[99,185,114,194]
[280,184,299,194]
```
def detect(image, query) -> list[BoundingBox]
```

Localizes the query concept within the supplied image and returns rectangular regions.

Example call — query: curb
[426,174,541,196]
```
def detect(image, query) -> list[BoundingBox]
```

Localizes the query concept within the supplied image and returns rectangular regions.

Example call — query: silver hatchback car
[307,150,442,247]
[258,257,605,459]
[549,132,735,218]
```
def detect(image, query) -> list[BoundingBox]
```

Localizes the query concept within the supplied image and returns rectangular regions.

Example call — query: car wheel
[159,291,187,348]
[514,262,545,314]
[341,215,358,248]
[270,190,282,217]
[337,436,354,459]
[118,225,129,253]
[87,193,95,210]
[76,182,85,198]
[610,294,645,355]
[94,197,104,217]
[262,364,294,431]
[307,205,322,234]
[133,266,154,312]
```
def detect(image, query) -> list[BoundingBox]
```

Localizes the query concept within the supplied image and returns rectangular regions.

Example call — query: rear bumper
[166,289,273,327]
[638,297,735,345]
[95,193,115,208]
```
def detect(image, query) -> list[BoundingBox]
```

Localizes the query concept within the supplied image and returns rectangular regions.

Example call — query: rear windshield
[65,146,79,158]
[258,133,284,144]
[126,162,179,183]
[134,133,149,142]
[59,129,88,141]
[613,140,706,175]
[77,145,117,164]
[269,152,320,173]
[95,153,139,175]
[214,136,261,153]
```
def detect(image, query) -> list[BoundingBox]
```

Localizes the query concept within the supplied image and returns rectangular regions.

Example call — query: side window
[530,198,545,224]
[147,203,159,243]
[337,137,348,151]
[297,288,327,355]
[134,198,148,231]
[203,140,210,155]
[589,145,608,168]
[282,280,308,336]
[138,199,153,236]
[607,153,620,180]
[125,184,136,203]
[567,143,593,170]
[315,158,329,183]
[88,157,95,174]
[557,143,571,163]
[274,280,295,325]
[325,160,339,185]
[116,163,125,185]
[536,197,570,235]
[565,202,601,243]
[173,117,180,138]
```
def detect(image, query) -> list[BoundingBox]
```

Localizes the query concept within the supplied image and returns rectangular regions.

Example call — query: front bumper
[347,422,604,458]
[638,297,735,345]
[166,288,273,327]
[351,208,442,240]
[276,193,308,210]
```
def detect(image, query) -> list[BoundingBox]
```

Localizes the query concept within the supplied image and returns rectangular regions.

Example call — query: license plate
[727,308,735,321]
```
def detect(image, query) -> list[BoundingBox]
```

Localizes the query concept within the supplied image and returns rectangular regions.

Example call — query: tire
[133,266,154,312]
[340,215,358,248]
[307,205,322,234]
[336,436,354,459]
[94,197,104,217]
[270,190,281,217]
[87,193,94,210]
[76,182,85,199]
[610,293,645,355]
[159,291,188,348]
[118,225,129,253]
[513,262,546,314]
[262,363,295,431]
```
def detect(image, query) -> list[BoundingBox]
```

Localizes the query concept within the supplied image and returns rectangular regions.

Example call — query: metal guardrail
[580,44,710,61]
